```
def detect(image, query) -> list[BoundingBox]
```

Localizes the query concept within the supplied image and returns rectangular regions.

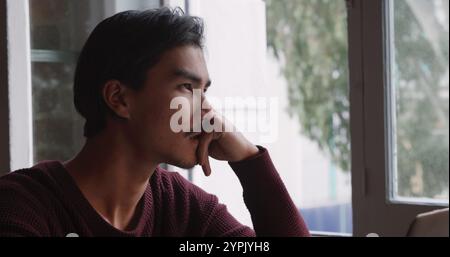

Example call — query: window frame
[6,0,34,171]
[347,0,449,237]
[384,0,449,207]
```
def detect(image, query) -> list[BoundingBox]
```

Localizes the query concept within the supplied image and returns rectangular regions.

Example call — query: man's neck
[64,132,158,231]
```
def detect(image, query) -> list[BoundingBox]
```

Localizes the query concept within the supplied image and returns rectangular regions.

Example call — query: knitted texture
[0,147,310,237]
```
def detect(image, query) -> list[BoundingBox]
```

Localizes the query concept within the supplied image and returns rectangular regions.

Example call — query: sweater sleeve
[188,146,310,237]
[227,146,310,237]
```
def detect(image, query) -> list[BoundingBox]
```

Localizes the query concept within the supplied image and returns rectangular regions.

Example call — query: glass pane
[31,62,84,161]
[29,0,160,162]
[187,0,352,234]
[389,0,449,202]
[266,0,352,234]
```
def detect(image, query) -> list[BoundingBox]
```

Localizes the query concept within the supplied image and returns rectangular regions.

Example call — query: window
[28,0,161,162]
[186,0,352,234]
[349,0,448,236]
[5,0,161,170]
[386,0,449,203]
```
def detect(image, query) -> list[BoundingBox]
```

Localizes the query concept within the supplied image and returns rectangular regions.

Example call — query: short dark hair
[74,7,204,137]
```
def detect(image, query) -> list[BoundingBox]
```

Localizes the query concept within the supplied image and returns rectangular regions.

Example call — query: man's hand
[196,109,259,176]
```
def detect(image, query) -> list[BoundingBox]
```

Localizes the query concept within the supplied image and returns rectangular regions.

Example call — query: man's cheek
[169,99,194,133]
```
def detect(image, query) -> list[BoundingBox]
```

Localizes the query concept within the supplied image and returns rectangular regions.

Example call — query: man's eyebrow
[173,68,212,88]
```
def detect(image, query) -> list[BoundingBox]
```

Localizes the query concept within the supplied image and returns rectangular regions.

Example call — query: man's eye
[181,84,193,91]
[179,84,208,94]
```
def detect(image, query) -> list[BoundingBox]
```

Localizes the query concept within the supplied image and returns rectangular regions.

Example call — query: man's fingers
[195,106,225,177]
[197,132,214,176]
[201,156,212,177]
[201,133,214,164]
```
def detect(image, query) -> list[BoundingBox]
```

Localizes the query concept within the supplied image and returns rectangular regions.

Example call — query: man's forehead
[162,45,206,65]
[149,46,210,82]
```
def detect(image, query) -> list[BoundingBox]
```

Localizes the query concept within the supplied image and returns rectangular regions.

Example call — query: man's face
[126,45,211,169]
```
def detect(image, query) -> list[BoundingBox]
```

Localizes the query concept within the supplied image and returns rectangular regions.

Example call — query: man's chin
[167,158,198,170]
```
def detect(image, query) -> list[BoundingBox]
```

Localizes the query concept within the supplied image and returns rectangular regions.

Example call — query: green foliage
[393,0,449,198]
[266,0,449,198]
[266,0,350,172]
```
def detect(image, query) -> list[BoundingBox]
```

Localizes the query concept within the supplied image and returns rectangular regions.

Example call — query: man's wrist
[238,144,260,162]
[218,132,259,162]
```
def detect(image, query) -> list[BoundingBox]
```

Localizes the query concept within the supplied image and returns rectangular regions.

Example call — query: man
[0,8,309,237]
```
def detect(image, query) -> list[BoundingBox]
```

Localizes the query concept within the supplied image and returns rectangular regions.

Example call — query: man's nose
[200,95,212,119]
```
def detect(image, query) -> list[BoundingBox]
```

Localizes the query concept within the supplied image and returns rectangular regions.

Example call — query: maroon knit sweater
[0,146,310,237]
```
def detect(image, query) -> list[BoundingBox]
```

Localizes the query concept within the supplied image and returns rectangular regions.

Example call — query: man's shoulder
[0,162,64,236]
[0,161,63,204]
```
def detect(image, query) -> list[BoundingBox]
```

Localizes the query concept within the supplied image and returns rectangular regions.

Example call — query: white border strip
[7,0,33,170]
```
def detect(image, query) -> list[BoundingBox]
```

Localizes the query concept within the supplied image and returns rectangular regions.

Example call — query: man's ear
[102,80,131,119]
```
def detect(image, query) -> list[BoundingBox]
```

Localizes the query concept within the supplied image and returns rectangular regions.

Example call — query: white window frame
[6,0,33,171]
[347,0,449,237]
